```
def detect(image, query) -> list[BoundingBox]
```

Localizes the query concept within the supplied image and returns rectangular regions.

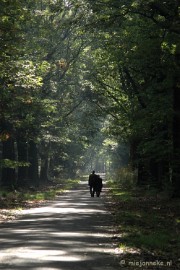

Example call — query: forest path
[0,181,119,270]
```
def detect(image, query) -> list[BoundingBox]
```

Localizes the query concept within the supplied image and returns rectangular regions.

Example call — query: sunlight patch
[50,231,107,238]
[0,249,89,262]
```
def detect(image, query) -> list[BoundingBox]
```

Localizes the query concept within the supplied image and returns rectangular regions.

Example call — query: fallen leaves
[105,187,180,270]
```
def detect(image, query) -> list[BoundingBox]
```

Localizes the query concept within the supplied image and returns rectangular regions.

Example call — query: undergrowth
[0,178,80,209]
[107,177,180,263]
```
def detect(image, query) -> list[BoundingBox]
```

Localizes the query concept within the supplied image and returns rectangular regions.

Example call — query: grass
[0,178,80,209]
[23,190,56,201]
[107,179,180,258]
[0,178,81,223]
[106,180,132,201]
[61,178,80,189]
[120,229,173,250]
[111,190,132,201]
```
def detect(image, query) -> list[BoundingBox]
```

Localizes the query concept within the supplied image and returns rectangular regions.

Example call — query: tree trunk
[1,138,16,189]
[39,140,50,183]
[149,159,159,186]
[28,140,39,187]
[17,138,28,187]
[137,160,147,186]
[129,138,139,170]
[172,85,180,197]
[40,157,49,183]
[149,160,169,190]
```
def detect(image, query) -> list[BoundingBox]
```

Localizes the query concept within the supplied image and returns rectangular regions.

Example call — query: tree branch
[92,74,128,115]
[62,99,83,118]
[122,67,146,109]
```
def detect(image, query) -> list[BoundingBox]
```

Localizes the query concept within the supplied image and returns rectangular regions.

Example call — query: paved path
[0,181,119,270]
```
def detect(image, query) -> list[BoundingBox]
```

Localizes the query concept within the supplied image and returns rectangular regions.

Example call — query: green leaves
[0,159,30,169]
[0,0,179,187]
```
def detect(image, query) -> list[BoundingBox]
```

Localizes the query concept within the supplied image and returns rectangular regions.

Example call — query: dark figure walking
[95,175,103,197]
[88,171,103,197]
[88,170,97,197]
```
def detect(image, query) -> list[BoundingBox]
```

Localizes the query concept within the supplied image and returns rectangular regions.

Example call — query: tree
[1,0,179,198]
[81,0,180,196]
[0,0,41,188]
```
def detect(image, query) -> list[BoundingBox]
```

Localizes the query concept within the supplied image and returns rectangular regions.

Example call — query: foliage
[0,178,80,209]
[0,159,30,169]
[111,167,137,189]
[78,0,180,195]
[0,0,180,197]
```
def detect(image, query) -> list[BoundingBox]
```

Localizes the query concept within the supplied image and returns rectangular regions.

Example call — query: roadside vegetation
[0,178,80,223]
[106,168,179,269]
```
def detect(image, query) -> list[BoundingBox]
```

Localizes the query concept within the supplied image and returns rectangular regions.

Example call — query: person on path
[88,171,103,197]
[88,170,97,197]
[95,175,103,197]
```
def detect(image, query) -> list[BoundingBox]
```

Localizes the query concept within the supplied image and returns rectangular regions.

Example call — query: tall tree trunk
[0,142,2,184]
[149,160,169,190]
[129,138,140,170]
[39,140,50,183]
[137,160,147,186]
[149,159,159,186]
[1,138,16,189]
[28,140,39,187]
[40,157,49,183]
[172,85,180,197]
[17,138,28,187]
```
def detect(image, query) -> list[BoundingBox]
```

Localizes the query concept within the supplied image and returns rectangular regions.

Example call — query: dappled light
[0,1,180,269]
[0,182,118,270]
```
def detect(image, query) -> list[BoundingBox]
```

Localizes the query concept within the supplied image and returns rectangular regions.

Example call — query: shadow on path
[0,181,119,270]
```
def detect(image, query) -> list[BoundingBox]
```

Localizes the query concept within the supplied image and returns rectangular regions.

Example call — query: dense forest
[0,0,179,197]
